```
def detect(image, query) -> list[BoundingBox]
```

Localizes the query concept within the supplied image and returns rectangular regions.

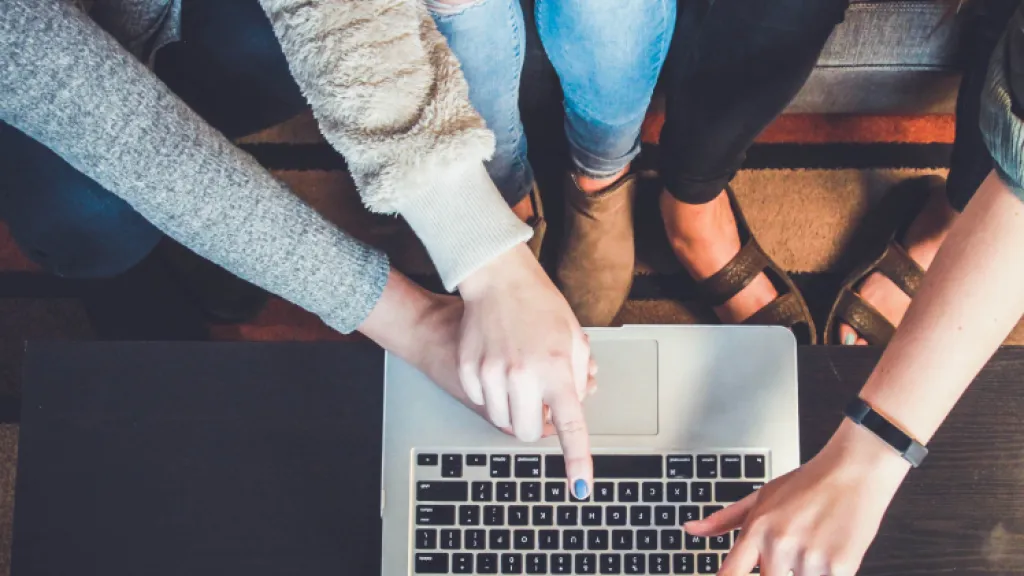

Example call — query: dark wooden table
[9,342,1024,575]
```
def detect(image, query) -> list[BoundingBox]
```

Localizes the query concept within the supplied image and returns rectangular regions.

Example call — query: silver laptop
[381,325,799,576]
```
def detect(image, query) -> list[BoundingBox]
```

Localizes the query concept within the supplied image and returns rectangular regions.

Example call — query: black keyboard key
[442,454,463,478]
[513,529,535,550]
[478,553,498,574]
[600,553,622,575]
[655,506,676,526]
[582,506,603,526]
[618,482,640,502]
[545,455,662,479]
[588,529,609,550]
[502,553,523,575]
[416,528,437,549]
[716,482,764,503]
[685,534,706,551]
[650,554,670,575]
[490,529,511,550]
[497,482,517,502]
[473,481,493,502]
[418,454,438,466]
[666,456,693,479]
[612,530,633,550]
[466,529,486,550]
[625,554,646,575]
[551,553,572,574]
[417,505,456,526]
[515,455,542,478]
[691,482,712,503]
[702,506,723,519]
[441,529,461,550]
[630,505,652,526]
[721,455,742,479]
[696,456,718,479]
[468,454,487,466]
[697,554,718,574]
[415,553,448,573]
[661,529,683,551]
[710,533,730,550]
[453,552,474,574]
[637,529,658,551]
[491,455,512,478]
[643,482,663,502]
[460,504,480,526]
[484,505,505,526]
[678,506,700,523]
[526,553,547,575]
[576,553,597,575]
[666,482,687,503]
[606,506,627,526]
[594,482,615,502]
[564,529,585,550]
[539,529,560,550]
[557,505,579,526]
[509,506,529,526]
[546,482,567,502]
[417,481,469,502]
[521,482,542,502]
[745,455,766,479]
[533,505,554,526]
[673,553,695,574]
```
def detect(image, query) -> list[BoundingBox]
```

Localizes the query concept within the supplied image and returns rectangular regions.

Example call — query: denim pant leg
[0,124,162,278]
[660,0,849,204]
[536,0,675,179]
[428,0,535,207]
[156,0,308,139]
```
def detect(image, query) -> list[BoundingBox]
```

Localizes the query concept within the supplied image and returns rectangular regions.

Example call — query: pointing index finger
[546,379,593,500]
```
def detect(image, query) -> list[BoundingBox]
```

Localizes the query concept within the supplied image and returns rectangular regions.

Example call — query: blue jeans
[429,0,676,206]
[0,0,306,278]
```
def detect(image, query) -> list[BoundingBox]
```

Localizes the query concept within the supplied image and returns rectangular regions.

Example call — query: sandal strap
[743,293,807,328]
[698,239,770,307]
[874,241,925,298]
[834,289,896,346]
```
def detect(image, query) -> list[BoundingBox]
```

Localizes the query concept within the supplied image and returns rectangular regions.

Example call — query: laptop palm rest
[583,339,658,436]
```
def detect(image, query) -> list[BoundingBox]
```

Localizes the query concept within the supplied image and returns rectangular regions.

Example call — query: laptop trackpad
[583,339,658,436]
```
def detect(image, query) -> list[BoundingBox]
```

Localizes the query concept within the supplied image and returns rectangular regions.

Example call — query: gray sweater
[0,0,531,333]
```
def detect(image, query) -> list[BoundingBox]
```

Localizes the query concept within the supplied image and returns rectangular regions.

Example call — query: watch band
[843,397,929,468]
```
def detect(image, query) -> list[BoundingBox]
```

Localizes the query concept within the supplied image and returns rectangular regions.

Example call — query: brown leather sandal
[695,186,818,345]
[823,176,940,346]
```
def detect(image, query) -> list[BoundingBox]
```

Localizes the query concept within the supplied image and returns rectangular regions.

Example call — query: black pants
[659,0,851,204]
[946,0,1021,211]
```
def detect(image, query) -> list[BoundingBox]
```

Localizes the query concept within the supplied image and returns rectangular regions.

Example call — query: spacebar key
[545,455,663,478]
[715,482,765,502]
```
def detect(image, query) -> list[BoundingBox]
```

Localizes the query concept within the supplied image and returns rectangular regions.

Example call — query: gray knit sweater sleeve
[0,0,389,334]
[258,0,532,290]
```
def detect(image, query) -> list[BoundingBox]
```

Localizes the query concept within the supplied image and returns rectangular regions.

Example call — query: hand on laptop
[688,420,909,576]
[458,244,596,499]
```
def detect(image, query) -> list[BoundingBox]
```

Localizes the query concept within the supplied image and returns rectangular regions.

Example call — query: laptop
[381,325,799,575]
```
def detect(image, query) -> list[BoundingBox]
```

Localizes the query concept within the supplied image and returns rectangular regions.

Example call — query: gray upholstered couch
[789,0,960,113]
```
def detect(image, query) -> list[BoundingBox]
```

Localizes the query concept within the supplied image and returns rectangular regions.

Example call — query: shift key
[417,505,457,525]
[545,455,662,478]
[714,482,764,503]
[417,481,469,502]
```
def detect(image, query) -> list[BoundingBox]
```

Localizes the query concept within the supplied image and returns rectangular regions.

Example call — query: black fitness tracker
[843,397,929,468]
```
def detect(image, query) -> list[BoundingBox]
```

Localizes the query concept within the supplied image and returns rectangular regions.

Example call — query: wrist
[824,419,913,486]
[457,243,535,301]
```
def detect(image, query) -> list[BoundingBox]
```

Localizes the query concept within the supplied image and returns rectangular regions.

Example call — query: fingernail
[573,479,590,500]
[843,333,856,345]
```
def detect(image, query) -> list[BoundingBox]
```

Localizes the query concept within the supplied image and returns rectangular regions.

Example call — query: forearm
[1,0,389,333]
[857,172,1024,443]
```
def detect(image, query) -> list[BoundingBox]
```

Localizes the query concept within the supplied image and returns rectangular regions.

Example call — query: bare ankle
[575,166,630,194]
[511,193,535,223]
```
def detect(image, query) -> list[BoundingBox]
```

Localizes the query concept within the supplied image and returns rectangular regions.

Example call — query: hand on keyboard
[458,245,596,499]
[685,422,909,576]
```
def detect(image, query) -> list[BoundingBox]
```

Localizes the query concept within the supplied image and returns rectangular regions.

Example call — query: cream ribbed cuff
[400,162,532,291]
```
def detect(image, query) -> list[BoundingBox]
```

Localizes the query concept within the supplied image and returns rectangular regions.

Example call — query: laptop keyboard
[411,452,767,575]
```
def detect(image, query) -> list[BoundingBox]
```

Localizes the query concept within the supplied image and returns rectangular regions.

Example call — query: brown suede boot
[555,173,637,327]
